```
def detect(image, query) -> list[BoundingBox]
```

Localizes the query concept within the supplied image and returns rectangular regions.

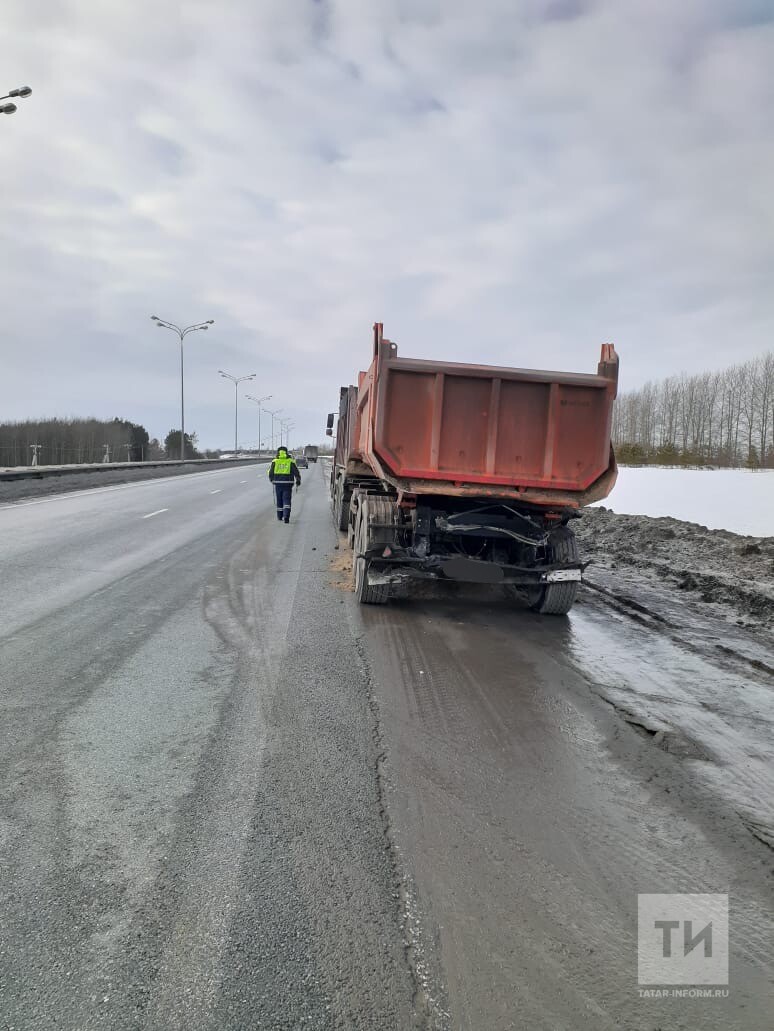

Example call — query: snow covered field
[597,466,774,537]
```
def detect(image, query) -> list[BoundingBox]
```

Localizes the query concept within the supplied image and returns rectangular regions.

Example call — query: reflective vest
[273,456,292,476]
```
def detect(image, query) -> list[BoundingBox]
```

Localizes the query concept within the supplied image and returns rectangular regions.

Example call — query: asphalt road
[1,464,772,1029]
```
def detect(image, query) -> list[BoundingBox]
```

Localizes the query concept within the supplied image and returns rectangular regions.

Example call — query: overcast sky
[2,0,772,451]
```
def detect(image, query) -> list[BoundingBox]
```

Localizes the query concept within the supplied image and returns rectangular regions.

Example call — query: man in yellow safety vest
[267,446,301,523]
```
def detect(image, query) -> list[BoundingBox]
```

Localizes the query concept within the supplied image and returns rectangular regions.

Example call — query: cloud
[1,0,772,448]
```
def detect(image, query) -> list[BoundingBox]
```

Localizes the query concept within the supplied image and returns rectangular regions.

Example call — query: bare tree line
[0,417,159,467]
[612,352,774,468]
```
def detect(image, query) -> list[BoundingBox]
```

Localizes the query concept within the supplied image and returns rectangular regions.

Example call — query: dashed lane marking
[142,508,169,519]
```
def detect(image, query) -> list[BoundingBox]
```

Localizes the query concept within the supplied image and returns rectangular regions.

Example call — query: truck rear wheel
[352,496,397,605]
[530,526,580,615]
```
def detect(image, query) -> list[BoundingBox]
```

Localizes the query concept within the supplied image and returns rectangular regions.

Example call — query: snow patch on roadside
[596,467,774,537]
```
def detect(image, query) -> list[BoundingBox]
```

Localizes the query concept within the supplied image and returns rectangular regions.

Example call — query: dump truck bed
[353,325,619,507]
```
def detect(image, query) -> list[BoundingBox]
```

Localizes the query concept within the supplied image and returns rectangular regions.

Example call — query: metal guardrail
[0,457,265,482]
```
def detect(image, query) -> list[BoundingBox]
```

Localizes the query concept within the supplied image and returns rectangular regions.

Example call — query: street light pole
[280,419,294,449]
[1,85,32,117]
[219,370,256,454]
[265,409,282,451]
[151,316,214,460]
[245,394,271,454]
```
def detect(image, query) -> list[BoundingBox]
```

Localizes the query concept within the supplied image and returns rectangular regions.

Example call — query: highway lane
[1,463,772,1029]
[0,464,269,637]
[0,464,418,1029]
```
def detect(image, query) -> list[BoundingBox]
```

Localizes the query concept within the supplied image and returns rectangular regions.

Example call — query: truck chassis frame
[341,483,584,614]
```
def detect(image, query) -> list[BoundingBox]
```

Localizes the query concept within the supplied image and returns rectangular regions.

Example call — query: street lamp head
[1,103,17,115]
[9,87,32,98]
[150,315,159,321]
[207,319,215,324]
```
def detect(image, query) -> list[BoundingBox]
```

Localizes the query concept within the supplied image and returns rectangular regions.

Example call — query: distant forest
[613,352,774,468]
[0,418,165,467]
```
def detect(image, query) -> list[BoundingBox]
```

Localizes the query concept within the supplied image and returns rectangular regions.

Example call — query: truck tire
[530,526,580,615]
[353,496,396,605]
[333,476,349,531]
[346,489,357,548]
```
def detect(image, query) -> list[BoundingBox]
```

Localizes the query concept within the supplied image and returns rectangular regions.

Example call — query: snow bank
[596,467,774,537]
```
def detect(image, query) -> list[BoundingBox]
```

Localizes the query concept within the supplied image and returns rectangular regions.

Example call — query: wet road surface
[1,463,772,1029]
[362,588,774,1029]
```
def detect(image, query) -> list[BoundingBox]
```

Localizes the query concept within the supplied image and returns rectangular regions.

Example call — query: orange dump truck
[327,323,619,613]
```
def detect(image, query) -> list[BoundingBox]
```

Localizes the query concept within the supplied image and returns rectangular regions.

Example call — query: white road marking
[142,508,169,519]
[210,489,222,494]
[240,480,247,484]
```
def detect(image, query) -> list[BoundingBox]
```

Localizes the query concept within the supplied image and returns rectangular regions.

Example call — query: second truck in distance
[327,323,619,614]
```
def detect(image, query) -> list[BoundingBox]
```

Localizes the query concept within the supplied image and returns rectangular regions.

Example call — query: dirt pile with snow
[576,507,774,626]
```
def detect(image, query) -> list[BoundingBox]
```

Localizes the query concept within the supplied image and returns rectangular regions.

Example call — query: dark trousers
[274,483,293,521]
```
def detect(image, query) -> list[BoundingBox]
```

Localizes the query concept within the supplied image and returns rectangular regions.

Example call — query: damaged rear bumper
[363,548,584,587]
